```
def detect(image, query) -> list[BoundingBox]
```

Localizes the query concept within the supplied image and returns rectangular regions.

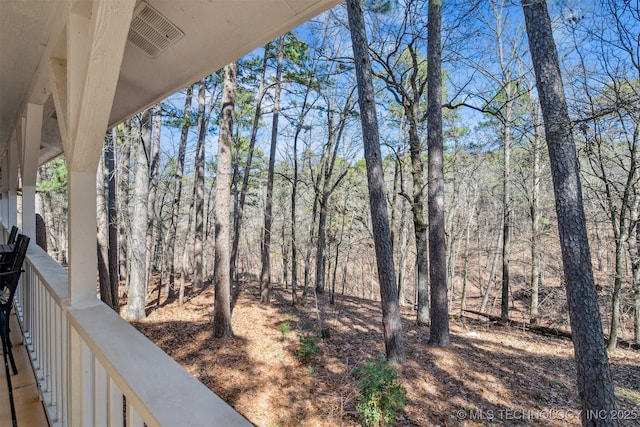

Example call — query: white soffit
[109,0,342,127]
[285,0,326,13]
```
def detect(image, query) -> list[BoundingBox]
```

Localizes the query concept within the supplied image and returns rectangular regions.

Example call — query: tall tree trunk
[36,170,51,250]
[398,199,409,306]
[530,107,543,324]
[232,53,268,282]
[303,186,320,303]
[631,199,640,343]
[288,66,316,306]
[409,120,430,326]
[194,80,207,289]
[39,166,64,263]
[480,216,503,313]
[315,91,353,295]
[179,176,196,306]
[107,128,119,309]
[315,197,328,294]
[493,0,514,320]
[290,106,302,305]
[608,225,627,352]
[260,36,284,304]
[330,196,349,305]
[97,135,114,309]
[522,1,618,423]
[117,121,131,283]
[460,191,475,316]
[165,85,193,298]
[213,62,237,338]
[146,104,161,289]
[282,218,289,289]
[205,168,217,279]
[426,0,450,346]
[347,0,405,363]
[500,102,512,320]
[459,229,470,316]
[125,110,152,320]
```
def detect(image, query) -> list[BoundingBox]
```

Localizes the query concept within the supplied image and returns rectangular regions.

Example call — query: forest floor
[129,279,640,427]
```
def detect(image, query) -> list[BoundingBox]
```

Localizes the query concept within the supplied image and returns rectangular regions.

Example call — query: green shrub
[279,321,292,335]
[354,356,407,427]
[297,334,320,363]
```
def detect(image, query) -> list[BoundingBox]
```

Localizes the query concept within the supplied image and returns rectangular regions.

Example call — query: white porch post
[0,154,8,228]
[48,0,136,303]
[46,1,136,424]
[67,169,99,305]
[6,142,19,230]
[19,103,43,240]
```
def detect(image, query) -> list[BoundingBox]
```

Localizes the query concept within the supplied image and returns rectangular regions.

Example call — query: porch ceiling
[0,0,341,165]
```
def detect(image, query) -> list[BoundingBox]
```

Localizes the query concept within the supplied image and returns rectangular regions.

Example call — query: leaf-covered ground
[130,280,640,427]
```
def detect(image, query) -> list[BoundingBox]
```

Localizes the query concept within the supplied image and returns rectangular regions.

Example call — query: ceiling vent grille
[127,2,184,58]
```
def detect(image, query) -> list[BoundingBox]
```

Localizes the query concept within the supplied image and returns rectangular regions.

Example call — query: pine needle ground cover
[131,279,639,427]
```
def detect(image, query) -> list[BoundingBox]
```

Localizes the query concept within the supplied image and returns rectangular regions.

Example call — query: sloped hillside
[131,280,640,427]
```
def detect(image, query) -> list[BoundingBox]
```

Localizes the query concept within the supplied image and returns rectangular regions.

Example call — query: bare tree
[631,198,640,343]
[347,0,405,363]
[522,0,618,423]
[213,62,237,338]
[427,0,450,346]
[125,109,153,320]
[368,0,430,325]
[194,80,207,289]
[146,104,161,287]
[529,103,544,324]
[231,53,268,282]
[288,69,318,305]
[97,133,115,309]
[165,85,194,298]
[313,86,354,295]
[117,120,132,283]
[260,36,285,304]
[566,0,639,352]
[107,128,119,308]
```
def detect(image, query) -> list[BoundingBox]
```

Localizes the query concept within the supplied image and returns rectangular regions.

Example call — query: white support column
[7,142,19,229]
[19,103,43,240]
[47,0,135,307]
[0,154,8,228]
[67,169,99,305]
[46,3,136,426]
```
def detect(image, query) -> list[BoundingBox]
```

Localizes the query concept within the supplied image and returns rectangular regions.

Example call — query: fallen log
[462,309,639,350]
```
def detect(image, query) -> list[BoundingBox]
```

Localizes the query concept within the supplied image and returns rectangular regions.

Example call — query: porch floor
[0,311,49,426]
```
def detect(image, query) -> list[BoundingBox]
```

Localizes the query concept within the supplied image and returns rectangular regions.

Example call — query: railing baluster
[95,360,108,424]
[11,238,249,427]
[61,304,68,427]
[49,297,60,422]
[44,290,51,400]
[108,379,124,427]
[126,400,144,427]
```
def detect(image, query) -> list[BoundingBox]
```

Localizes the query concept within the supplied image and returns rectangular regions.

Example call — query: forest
[32,0,638,426]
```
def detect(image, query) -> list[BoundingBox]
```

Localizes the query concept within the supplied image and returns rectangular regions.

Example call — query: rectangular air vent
[127,2,184,58]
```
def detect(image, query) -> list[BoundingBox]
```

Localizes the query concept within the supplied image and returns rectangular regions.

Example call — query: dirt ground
[129,280,640,427]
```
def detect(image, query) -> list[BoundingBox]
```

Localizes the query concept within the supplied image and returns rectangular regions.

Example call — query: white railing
[11,241,250,427]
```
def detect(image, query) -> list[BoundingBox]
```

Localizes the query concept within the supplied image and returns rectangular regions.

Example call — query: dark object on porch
[6,226,18,245]
[0,234,29,427]
[0,234,30,373]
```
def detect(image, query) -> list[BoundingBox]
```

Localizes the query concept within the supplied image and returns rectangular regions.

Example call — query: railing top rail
[8,223,251,427]
[24,244,69,306]
[67,304,251,427]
